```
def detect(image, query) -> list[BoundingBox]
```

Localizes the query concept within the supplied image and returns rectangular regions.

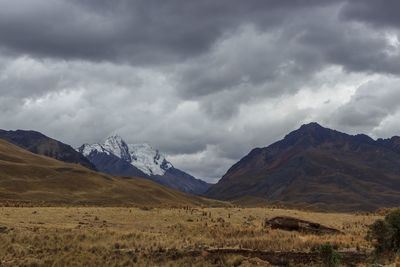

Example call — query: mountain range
[77,135,211,195]
[205,122,400,211]
[2,123,400,211]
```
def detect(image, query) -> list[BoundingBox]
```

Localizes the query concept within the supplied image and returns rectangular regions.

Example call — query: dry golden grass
[0,206,381,266]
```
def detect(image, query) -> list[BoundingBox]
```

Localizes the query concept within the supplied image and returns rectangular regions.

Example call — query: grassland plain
[0,206,382,266]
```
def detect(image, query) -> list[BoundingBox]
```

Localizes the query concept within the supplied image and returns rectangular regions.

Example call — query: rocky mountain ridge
[205,122,400,211]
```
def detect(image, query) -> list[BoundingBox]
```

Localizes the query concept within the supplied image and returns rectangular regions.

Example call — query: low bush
[367,208,400,256]
[319,242,342,267]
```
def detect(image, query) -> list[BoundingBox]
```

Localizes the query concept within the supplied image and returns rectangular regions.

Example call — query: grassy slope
[0,139,224,207]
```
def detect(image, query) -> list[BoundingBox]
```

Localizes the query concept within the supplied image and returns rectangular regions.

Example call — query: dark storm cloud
[0,0,335,64]
[1,0,399,78]
[2,0,400,182]
[300,25,400,75]
[173,1,400,119]
[340,0,400,28]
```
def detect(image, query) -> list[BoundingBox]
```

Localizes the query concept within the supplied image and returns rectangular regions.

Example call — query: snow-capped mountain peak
[77,135,173,176]
[103,134,131,162]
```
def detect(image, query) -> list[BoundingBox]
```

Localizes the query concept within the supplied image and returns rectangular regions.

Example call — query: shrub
[366,219,393,255]
[319,242,342,267]
[367,208,400,256]
[385,209,400,249]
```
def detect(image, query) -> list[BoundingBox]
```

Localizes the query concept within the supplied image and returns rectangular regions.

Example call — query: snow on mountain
[128,143,173,176]
[78,135,173,176]
[102,134,131,162]
[80,143,110,156]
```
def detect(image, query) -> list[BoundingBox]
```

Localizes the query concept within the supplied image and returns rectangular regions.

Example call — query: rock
[264,216,341,235]
[200,250,209,258]
[247,257,271,265]
[0,226,8,233]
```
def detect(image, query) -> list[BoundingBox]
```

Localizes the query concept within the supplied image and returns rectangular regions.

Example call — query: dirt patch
[199,249,365,266]
[122,248,366,266]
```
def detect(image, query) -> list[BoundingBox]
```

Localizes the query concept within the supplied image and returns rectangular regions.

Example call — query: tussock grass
[0,206,380,266]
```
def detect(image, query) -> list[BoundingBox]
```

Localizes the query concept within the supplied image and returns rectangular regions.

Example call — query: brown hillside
[0,139,223,207]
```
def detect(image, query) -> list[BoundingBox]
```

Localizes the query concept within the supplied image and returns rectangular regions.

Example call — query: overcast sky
[1,0,400,182]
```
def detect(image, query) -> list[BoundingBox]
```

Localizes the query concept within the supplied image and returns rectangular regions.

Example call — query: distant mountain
[78,135,211,195]
[204,122,400,211]
[0,129,96,170]
[0,139,222,207]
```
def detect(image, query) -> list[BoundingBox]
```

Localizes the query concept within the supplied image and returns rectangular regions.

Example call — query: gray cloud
[1,0,400,182]
[0,0,335,64]
[172,3,400,121]
[340,0,400,29]
[332,77,400,134]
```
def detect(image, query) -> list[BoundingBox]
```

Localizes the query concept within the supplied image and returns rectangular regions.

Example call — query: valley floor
[0,206,382,266]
